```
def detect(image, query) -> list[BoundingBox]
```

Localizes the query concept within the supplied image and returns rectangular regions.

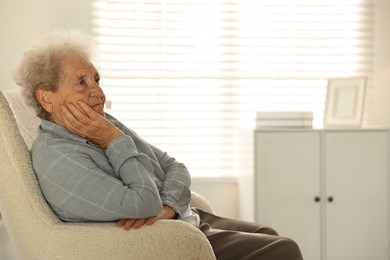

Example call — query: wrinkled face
[49,56,105,123]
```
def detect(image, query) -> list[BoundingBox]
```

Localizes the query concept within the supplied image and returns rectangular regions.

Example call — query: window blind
[90,0,374,177]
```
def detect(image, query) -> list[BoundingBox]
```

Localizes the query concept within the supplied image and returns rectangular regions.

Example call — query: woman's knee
[277,237,303,260]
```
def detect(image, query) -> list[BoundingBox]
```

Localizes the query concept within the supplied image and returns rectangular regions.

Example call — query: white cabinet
[239,129,389,260]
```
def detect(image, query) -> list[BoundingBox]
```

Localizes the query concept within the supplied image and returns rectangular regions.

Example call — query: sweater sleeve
[32,136,163,222]
[103,113,192,217]
[149,144,192,217]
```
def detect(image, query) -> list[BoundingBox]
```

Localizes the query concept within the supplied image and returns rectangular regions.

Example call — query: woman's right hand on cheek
[60,101,124,149]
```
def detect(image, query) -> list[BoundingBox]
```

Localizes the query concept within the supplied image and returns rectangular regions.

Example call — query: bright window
[90,0,374,177]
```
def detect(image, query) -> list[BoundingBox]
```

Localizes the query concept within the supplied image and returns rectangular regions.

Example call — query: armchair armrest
[39,220,215,260]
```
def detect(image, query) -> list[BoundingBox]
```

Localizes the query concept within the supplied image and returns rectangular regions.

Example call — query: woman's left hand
[116,205,177,230]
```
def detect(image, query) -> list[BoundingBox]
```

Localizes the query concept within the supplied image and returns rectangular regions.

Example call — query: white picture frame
[323,78,366,128]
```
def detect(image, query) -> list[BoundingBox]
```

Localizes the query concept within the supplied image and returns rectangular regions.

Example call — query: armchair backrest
[2,88,40,149]
[0,89,61,259]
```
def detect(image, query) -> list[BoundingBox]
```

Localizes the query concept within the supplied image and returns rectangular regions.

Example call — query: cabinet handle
[314,196,321,202]
[328,196,334,203]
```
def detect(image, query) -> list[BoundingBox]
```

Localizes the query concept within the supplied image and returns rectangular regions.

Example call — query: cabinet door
[325,132,388,260]
[256,132,321,260]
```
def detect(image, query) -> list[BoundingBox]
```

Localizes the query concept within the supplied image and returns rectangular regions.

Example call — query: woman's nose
[90,82,104,97]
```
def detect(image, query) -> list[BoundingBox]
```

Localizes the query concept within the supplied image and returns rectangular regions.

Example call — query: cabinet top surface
[254,128,389,133]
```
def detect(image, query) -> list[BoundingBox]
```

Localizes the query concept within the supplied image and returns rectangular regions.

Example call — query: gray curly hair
[12,29,96,119]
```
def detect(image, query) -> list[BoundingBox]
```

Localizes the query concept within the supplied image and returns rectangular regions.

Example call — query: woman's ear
[35,89,54,113]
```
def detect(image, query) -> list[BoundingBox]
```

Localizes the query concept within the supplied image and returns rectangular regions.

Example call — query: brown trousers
[193,209,303,260]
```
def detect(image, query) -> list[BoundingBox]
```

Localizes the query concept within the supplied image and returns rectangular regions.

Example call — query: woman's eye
[95,78,100,84]
[79,79,86,85]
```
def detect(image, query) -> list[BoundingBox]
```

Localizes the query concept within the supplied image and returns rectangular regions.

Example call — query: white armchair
[0,89,216,260]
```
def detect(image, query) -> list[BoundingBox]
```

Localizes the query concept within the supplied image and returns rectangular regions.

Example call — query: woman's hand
[116,205,177,230]
[60,100,124,149]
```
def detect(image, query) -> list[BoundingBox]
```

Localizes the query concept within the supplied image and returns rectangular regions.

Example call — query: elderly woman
[13,29,302,260]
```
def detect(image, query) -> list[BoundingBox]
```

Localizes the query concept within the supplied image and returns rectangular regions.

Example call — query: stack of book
[256,112,313,129]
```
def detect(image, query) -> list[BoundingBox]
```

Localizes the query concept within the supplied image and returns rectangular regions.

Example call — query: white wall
[369,0,390,127]
[0,0,389,219]
[0,0,90,91]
